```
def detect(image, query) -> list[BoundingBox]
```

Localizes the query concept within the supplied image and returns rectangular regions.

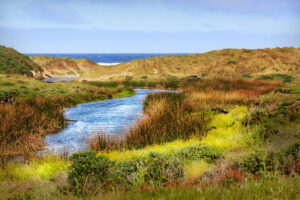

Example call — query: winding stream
[44,89,169,154]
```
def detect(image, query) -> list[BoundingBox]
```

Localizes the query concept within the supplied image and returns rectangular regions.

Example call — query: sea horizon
[26,53,190,65]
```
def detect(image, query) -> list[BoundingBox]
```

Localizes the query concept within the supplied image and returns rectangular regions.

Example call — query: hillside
[0,45,43,78]
[31,56,100,78]
[78,47,300,81]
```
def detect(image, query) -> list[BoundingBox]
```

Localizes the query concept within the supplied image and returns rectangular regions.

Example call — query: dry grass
[78,47,300,81]
[183,78,282,108]
[31,56,99,78]
[0,97,69,164]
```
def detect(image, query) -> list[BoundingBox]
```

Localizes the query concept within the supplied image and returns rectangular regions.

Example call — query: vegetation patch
[241,73,252,78]
[258,73,293,83]
[226,60,238,65]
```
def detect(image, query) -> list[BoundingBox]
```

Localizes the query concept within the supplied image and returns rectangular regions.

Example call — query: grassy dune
[78,47,300,81]
[0,45,43,78]
[31,56,99,78]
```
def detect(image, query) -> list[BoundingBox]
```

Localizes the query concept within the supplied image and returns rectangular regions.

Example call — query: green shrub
[68,151,114,196]
[141,76,148,79]
[175,144,223,163]
[112,153,184,187]
[274,88,300,94]
[104,81,119,88]
[0,82,14,86]
[241,151,268,174]
[146,82,156,88]
[258,74,292,83]
[284,142,300,160]
[226,60,238,65]
[165,81,179,89]
[240,143,300,175]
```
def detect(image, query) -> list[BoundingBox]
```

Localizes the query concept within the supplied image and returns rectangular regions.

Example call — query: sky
[0,0,299,53]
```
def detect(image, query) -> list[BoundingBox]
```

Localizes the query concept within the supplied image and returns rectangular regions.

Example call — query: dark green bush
[68,151,114,196]
[175,144,223,163]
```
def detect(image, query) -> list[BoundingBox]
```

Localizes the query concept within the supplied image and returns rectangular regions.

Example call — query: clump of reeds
[89,92,208,151]
[0,96,71,165]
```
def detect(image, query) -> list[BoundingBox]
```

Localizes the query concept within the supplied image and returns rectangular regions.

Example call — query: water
[43,77,77,82]
[26,53,189,65]
[44,89,169,154]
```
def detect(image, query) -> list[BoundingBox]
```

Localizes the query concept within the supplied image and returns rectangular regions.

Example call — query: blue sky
[0,0,299,53]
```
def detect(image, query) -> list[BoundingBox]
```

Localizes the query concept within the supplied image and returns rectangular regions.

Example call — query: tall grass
[89,92,208,151]
[0,96,72,165]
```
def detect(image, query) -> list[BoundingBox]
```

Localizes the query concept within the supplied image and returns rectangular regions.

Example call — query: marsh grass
[0,96,70,164]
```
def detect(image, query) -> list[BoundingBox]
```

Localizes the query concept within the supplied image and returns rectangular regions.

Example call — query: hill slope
[78,47,300,81]
[31,56,100,78]
[0,45,43,78]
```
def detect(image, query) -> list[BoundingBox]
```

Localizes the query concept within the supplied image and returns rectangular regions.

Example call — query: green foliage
[112,153,184,187]
[241,74,252,78]
[240,142,300,175]
[0,45,43,77]
[141,75,148,79]
[274,88,300,94]
[258,74,293,83]
[284,142,300,160]
[0,82,14,86]
[89,81,120,88]
[0,89,18,98]
[166,76,178,81]
[122,80,146,87]
[226,60,238,65]
[241,151,268,174]
[201,73,208,78]
[175,144,223,163]
[165,81,179,89]
[68,151,113,196]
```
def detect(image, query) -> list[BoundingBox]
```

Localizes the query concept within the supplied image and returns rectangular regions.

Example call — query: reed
[0,96,70,165]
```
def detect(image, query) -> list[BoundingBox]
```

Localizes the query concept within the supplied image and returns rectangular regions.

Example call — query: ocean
[26,53,189,66]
